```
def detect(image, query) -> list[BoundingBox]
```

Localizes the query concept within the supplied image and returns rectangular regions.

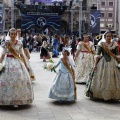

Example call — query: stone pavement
[0,52,120,120]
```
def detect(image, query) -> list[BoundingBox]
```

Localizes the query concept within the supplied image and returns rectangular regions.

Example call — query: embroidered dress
[75,41,95,83]
[0,41,34,105]
[87,42,120,100]
[49,59,76,101]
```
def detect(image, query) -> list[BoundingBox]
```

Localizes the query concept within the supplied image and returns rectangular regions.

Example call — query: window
[101,13,105,17]
[100,23,105,27]
[109,2,113,6]
[101,2,105,6]
[108,13,113,17]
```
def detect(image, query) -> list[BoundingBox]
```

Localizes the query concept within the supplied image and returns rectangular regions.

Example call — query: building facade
[1,0,99,34]
[97,0,117,34]
[2,0,21,32]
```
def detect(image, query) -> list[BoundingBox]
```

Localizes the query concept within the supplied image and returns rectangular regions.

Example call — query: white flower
[118,63,120,68]
[0,63,3,71]
[47,63,54,71]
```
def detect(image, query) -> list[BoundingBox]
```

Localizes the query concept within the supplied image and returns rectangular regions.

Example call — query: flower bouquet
[43,59,56,72]
[117,63,120,68]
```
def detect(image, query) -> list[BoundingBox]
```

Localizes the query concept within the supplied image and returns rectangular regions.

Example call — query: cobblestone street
[0,52,120,120]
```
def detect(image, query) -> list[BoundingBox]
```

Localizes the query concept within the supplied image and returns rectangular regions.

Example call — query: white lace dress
[0,41,34,105]
[75,41,95,83]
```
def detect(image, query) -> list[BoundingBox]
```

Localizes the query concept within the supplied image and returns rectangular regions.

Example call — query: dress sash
[61,59,77,100]
[81,42,94,55]
[102,43,119,63]
[6,44,24,63]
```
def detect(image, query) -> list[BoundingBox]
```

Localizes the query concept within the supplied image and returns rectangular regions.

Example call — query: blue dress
[52,38,59,57]
[48,59,75,101]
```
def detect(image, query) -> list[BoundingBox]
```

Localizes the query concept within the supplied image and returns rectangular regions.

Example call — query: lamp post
[79,0,83,38]
[11,0,14,28]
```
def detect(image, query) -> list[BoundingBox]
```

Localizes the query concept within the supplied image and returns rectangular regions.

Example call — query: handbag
[85,69,94,98]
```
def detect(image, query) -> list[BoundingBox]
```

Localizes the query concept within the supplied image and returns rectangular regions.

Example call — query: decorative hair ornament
[62,47,71,53]
[5,32,10,41]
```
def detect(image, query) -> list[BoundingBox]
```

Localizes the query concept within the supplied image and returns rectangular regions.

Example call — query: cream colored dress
[90,42,120,100]
[75,41,95,83]
[0,41,34,105]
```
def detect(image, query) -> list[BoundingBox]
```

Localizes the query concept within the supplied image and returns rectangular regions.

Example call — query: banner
[0,6,3,32]
[21,13,61,31]
[89,10,100,33]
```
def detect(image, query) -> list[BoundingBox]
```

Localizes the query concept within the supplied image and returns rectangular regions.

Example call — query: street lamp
[78,0,83,38]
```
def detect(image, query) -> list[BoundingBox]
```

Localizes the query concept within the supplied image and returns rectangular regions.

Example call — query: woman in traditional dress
[86,31,120,100]
[74,34,95,83]
[40,41,50,62]
[0,28,34,106]
[52,34,59,57]
[16,29,35,81]
[49,49,76,102]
